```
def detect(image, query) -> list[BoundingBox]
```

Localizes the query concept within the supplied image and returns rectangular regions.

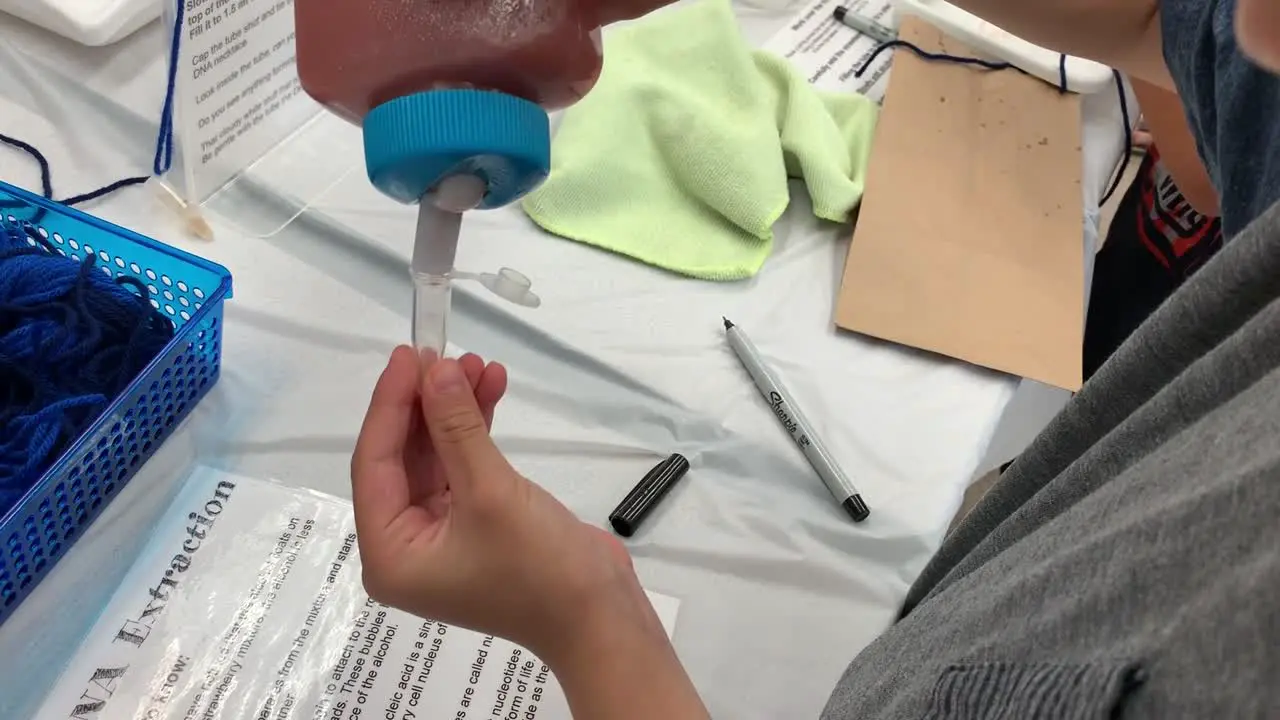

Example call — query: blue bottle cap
[362,89,551,209]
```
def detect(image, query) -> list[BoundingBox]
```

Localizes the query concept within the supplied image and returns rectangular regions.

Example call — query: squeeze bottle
[294,0,604,354]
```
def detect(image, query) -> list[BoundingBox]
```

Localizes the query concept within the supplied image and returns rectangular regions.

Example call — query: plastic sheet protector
[30,468,679,720]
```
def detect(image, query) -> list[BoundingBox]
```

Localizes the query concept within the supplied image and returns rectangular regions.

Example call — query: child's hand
[350,347,644,664]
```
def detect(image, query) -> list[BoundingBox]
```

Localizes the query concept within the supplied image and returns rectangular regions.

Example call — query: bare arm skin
[1130,79,1221,215]
[544,579,711,720]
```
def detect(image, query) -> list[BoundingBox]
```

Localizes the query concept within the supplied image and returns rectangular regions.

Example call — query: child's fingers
[476,362,508,429]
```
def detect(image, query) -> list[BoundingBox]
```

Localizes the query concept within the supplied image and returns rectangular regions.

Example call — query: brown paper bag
[835,18,1084,390]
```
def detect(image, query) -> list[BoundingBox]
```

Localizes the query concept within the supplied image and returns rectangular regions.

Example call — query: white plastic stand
[159,0,360,237]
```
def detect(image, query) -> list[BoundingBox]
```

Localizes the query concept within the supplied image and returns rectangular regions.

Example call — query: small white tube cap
[479,268,541,307]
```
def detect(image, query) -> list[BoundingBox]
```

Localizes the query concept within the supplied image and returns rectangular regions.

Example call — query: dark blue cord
[0,133,149,211]
[0,217,174,516]
[0,133,148,223]
[860,42,1133,205]
[1,0,184,209]
[0,134,52,199]
[62,176,150,207]
[855,39,1017,78]
[154,0,185,176]
[1099,69,1134,206]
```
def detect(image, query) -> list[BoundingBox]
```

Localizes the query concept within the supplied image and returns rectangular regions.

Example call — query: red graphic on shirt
[1131,146,1224,278]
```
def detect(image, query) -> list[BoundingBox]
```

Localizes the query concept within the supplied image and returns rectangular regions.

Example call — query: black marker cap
[608,453,690,538]
[833,5,850,21]
[842,494,870,522]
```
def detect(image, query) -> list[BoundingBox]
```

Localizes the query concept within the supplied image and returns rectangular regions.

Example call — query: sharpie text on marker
[767,392,812,448]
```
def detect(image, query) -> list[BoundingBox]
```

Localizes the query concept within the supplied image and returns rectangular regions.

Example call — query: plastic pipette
[411,175,488,356]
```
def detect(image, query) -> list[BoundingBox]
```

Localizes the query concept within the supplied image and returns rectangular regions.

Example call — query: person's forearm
[948,0,1171,89]
[544,581,709,720]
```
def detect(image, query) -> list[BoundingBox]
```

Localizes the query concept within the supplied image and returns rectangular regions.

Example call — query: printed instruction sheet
[762,0,896,101]
[33,469,679,720]
[173,0,319,200]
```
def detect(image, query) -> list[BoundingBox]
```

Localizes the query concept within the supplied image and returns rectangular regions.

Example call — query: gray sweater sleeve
[821,193,1280,720]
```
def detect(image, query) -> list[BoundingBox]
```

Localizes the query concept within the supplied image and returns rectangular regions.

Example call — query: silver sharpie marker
[722,318,870,522]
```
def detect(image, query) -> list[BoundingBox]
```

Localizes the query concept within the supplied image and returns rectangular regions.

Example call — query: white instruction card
[762,0,896,102]
[34,469,680,720]
[173,0,319,200]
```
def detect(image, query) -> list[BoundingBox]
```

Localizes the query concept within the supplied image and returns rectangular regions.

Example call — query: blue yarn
[0,217,174,517]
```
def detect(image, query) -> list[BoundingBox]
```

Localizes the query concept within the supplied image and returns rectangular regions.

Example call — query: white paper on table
[32,469,680,720]
[761,0,896,102]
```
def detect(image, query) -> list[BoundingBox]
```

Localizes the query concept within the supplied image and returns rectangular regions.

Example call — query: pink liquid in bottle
[295,0,604,127]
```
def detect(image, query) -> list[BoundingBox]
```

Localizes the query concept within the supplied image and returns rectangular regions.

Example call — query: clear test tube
[412,272,451,357]
[409,175,487,357]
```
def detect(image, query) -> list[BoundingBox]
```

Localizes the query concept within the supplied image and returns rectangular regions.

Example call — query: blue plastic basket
[0,180,232,626]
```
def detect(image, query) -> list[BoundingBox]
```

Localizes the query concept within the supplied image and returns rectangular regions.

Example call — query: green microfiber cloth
[520,0,879,280]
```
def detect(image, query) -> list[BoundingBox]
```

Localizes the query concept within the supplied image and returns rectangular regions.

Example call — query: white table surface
[0,3,1120,718]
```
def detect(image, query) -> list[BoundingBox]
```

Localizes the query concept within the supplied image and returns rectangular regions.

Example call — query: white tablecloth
[0,4,1122,718]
